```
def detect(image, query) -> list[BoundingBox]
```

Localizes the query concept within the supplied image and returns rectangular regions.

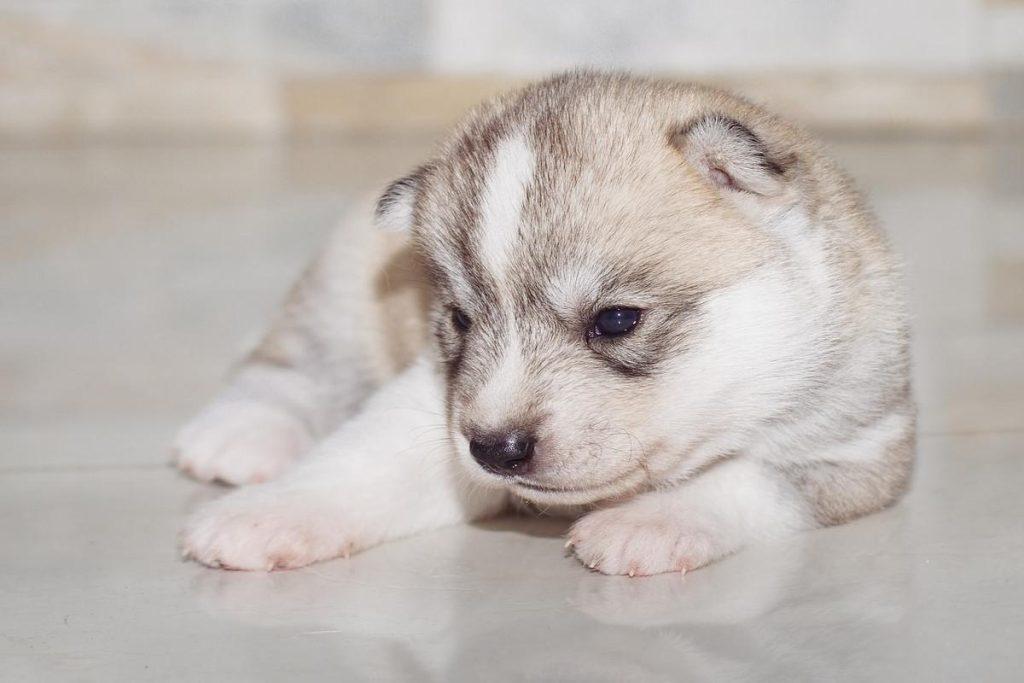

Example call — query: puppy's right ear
[374,165,429,232]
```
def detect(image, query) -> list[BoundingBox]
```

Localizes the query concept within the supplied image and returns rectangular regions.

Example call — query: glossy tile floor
[2,135,1022,681]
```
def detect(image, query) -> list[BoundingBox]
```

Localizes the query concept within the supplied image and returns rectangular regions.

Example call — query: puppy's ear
[374,165,429,232]
[673,115,791,197]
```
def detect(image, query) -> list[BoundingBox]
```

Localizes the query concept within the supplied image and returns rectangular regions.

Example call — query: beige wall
[1,0,1022,141]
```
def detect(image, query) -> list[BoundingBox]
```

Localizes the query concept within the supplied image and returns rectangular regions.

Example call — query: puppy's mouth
[508,466,646,499]
[512,479,603,494]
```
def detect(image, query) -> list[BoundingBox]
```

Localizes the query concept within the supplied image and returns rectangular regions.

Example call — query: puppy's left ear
[673,114,793,198]
[374,165,430,232]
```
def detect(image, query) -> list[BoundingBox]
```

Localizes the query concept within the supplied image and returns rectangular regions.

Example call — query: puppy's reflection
[570,538,809,627]
[188,508,910,680]
[563,507,913,679]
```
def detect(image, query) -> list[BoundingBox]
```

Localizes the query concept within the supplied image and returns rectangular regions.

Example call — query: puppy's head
[376,73,822,505]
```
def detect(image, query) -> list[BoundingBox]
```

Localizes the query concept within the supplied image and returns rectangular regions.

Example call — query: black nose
[468,430,536,475]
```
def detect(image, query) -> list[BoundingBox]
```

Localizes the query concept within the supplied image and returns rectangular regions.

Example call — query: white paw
[568,507,715,577]
[181,487,352,571]
[173,400,313,485]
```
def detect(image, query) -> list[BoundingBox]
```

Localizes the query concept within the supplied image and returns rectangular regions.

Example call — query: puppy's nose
[468,430,536,475]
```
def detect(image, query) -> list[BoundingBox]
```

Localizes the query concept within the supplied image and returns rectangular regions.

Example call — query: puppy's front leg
[182,356,508,571]
[569,458,810,576]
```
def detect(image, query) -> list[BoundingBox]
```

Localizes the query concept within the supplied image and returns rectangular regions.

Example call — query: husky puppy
[177,72,914,576]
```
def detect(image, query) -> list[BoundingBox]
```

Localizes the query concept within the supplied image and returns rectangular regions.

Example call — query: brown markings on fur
[782,412,916,527]
[244,258,325,372]
[371,241,432,375]
[246,333,297,370]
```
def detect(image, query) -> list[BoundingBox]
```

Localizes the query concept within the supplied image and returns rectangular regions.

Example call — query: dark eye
[451,307,472,333]
[591,307,642,338]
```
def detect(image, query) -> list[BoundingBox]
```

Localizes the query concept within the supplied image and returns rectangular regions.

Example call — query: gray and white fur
[177,72,914,576]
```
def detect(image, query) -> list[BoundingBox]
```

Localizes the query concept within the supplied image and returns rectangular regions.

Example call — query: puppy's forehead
[417,83,767,304]
[476,133,536,281]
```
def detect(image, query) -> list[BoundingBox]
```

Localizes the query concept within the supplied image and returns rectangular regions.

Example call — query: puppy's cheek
[567,508,715,577]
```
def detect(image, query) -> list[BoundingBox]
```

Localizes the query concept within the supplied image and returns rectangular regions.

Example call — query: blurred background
[3,0,1023,140]
[3,4,1024,679]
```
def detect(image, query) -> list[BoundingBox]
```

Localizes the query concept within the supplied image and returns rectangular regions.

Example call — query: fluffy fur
[176,71,914,576]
